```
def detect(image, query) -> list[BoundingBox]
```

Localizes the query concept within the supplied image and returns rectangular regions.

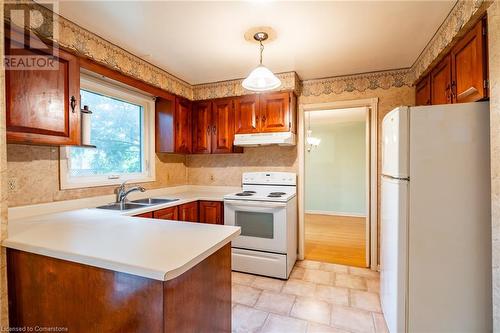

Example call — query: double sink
[96,198,179,211]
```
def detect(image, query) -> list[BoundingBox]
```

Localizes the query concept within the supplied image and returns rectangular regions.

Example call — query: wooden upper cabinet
[5,28,80,145]
[153,206,179,220]
[212,99,235,154]
[451,17,488,103]
[259,92,291,133]
[178,201,199,222]
[174,97,192,153]
[192,101,212,154]
[430,55,452,105]
[415,75,431,106]
[234,95,260,134]
[155,97,175,153]
[199,201,223,225]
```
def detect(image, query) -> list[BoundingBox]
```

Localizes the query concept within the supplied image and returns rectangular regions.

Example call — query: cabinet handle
[207,125,211,135]
[212,125,216,134]
[262,115,266,123]
[70,96,77,113]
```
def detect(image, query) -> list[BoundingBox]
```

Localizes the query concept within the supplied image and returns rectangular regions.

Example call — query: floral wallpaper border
[192,71,301,100]
[411,0,491,82]
[4,0,492,100]
[5,1,193,100]
[301,69,412,97]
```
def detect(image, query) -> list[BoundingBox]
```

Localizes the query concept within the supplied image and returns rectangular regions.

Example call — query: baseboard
[305,210,366,218]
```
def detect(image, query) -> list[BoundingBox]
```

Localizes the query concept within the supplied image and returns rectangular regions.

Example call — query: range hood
[234,132,296,147]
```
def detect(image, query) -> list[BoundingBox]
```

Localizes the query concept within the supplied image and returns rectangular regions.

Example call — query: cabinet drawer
[153,206,179,220]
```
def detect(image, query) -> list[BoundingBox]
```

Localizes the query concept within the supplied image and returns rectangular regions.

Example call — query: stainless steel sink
[130,198,179,205]
[96,202,148,211]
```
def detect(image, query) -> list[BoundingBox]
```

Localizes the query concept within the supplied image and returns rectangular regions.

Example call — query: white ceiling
[56,1,456,85]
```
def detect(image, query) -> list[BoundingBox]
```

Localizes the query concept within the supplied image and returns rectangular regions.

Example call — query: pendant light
[242,32,281,92]
[306,112,321,152]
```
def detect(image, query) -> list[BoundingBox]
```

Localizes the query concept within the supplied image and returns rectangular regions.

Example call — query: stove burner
[269,192,286,196]
[243,191,256,194]
[236,192,254,196]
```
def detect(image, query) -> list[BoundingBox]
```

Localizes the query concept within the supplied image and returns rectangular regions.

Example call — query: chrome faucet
[115,181,146,204]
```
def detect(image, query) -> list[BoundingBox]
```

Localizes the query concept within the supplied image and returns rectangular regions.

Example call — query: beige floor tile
[307,323,351,333]
[232,304,269,333]
[233,271,257,286]
[261,313,308,333]
[331,305,375,333]
[296,260,322,269]
[350,290,381,312]
[335,273,367,290]
[282,279,317,297]
[303,269,334,285]
[372,313,389,333]
[290,297,331,325]
[366,279,380,293]
[251,276,285,292]
[291,266,306,280]
[255,290,296,315]
[349,267,380,279]
[320,262,349,274]
[315,285,349,306]
[232,284,262,307]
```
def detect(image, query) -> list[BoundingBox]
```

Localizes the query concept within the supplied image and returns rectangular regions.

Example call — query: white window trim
[60,74,156,190]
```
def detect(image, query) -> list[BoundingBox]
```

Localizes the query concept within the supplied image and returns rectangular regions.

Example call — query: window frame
[60,74,156,189]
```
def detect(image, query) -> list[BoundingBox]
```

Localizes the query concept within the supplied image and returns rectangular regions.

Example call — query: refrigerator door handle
[382,174,410,181]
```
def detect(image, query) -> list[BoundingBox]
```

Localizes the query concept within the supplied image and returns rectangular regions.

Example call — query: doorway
[298,98,378,270]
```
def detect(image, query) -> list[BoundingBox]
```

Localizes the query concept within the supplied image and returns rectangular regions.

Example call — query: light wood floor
[305,213,367,268]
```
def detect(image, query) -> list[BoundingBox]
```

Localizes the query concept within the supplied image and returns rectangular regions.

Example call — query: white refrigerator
[380,102,492,333]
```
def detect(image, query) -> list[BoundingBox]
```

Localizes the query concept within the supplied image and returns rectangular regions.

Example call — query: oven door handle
[224,199,287,209]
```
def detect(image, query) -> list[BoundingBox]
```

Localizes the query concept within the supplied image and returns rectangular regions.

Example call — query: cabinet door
[192,101,212,154]
[451,18,487,103]
[155,97,175,153]
[199,201,223,225]
[5,29,80,145]
[212,98,235,154]
[153,206,179,220]
[174,97,192,153]
[430,55,452,105]
[134,212,154,218]
[259,92,291,132]
[415,75,431,106]
[178,201,199,222]
[234,95,260,134]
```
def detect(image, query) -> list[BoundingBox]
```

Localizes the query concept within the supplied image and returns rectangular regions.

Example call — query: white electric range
[224,172,297,279]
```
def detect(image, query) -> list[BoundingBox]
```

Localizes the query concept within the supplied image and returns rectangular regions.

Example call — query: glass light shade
[242,65,281,92]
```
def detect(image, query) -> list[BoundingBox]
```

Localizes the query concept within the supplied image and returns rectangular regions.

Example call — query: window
[60,74,155,189]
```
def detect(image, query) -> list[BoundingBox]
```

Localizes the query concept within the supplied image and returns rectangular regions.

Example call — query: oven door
[224,199,287,253]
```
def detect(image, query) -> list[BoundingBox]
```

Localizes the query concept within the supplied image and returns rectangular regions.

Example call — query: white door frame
[298,98,379,270]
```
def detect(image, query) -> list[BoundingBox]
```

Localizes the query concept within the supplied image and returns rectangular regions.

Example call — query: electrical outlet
[8,178,17,192]
[210,174,215,181]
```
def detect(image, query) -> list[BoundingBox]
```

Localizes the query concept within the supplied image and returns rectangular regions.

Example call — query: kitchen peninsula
[3,188,240,332]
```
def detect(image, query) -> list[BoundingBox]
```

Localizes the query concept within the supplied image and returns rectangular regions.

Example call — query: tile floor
[232,260,388,333]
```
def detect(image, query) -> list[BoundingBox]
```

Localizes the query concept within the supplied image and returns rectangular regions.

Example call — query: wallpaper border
[5,0,493,100]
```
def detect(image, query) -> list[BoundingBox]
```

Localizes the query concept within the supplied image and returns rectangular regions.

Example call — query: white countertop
[3,186,241,281]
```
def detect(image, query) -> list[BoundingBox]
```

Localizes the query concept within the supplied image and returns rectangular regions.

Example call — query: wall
[187,146,297,186]
[305,121,366,216]
[7,145,187,207]
[488,1,500,330]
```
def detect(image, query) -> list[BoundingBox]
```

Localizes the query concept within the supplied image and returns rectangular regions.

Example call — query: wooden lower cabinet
[199,201,224,225]
[134,212,154,218]
[178,201,199,222]
[7,246,231,332]
[153,206,179,220]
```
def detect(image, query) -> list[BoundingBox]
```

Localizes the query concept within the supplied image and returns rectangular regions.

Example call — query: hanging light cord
[259,40,264,65]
